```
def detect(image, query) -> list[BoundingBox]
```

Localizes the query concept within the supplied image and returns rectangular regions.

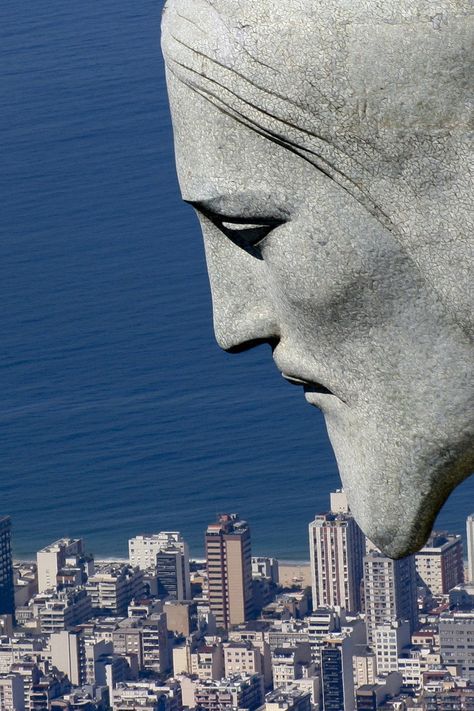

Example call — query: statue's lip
[282,372,333,395]
[281,373,309,386]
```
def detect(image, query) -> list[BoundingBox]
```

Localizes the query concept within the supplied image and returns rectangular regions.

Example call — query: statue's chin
[321,402,473,559]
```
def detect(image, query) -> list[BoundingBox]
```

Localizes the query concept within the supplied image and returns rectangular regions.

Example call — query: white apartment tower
[374,620,411,675]
[36,538,84,593]
[309,491,365,612]
[467,514,474,583]
[128,531,191,600]
[363,552,418,646]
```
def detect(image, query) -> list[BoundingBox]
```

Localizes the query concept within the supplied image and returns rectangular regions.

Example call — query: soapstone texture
[162,0,473,558]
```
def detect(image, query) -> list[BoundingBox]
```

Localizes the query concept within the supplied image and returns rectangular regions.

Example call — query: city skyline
[5,508,474,568]
[1,0,473,568]
[1,492,473,709]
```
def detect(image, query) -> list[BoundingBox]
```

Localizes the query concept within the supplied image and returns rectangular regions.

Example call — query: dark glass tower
[0,516,15,619]
[322,646,345,711]
[156,549,182,599]
[321,637,355,711]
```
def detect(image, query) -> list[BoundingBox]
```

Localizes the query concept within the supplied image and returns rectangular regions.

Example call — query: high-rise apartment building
[128,532,191,600]
[228,626,273,689]
[467,514,474,583]
[223,641,263,679]
[156,549,190,601]
[36,538,85,593]
[415,532,464,596]
[0,517,14,619]
[321,635,355,711]
[50,630,84,686]
[205,514,253,629]
[129,531,188,570]
[363,552,418,645]
[439,611,474,682]
[353,647,377,688]
[141,612,170,674]
[309,491,365,612]
[307,609,338,665]
[50,630,112,687]
[0,673,24,711]
[38,588,92,634]
[374,620,410,675]
[86,564,144,616]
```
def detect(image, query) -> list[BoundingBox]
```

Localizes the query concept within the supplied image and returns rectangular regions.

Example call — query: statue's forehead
[207,0,471,22]
[165,0,473,133]
[179,0,473,37]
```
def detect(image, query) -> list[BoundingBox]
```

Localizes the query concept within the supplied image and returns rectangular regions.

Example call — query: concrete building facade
[141,612,170,674]
[129,532,191,601]
[86,565,144,616]
[37,539,85,594]
[363,552,418,646]
[205,514,254,629]
[307,610,338,665]
[0,673,25,711]
[223,641,263,679]
[439,611,474,682]
[373,620,410,675]
[194,673,264,711]
[39,589,92,634]
[353,647,377,689]
[467,514,474,584]
[190,643,224,681]
[415,532,464,596]
[270,645,312,688]
[228,625,273,689]
[309,492,365,612]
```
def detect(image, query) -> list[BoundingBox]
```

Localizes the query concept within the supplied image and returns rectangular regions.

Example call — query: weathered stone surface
[162,0,473,558]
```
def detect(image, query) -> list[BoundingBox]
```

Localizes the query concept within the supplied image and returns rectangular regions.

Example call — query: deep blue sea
[1,0,472,560]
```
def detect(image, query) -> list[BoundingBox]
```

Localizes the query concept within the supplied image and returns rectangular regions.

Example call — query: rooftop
[265,686,311,702]
[419,532,462,553]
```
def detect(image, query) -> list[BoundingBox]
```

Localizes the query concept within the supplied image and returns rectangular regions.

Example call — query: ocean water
[0,0,472,561]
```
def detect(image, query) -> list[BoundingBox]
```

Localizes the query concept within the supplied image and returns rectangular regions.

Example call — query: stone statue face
[162,0,473,558]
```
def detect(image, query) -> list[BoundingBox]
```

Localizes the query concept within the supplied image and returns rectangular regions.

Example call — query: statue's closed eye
[187,200,286,258]
[217,220,277,249]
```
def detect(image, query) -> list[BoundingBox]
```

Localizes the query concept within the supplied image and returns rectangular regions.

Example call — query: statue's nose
[200,220,280,352]
[211,278,281,353]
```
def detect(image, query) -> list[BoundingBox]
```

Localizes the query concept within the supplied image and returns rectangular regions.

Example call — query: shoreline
[14,556,311,566]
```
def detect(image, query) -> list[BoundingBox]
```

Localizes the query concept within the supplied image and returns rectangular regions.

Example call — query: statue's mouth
[281,372,333,395]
